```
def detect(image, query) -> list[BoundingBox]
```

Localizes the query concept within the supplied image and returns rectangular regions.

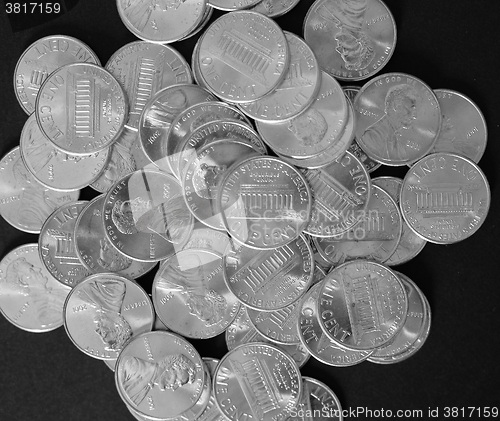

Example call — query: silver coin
[20,114,109,191]
[431,89,488,163]
[304,0,396,81]
[153,249,240,339]
[313,185,402,265]
[14,35,100,114]
[117,0,207,44]
[191,37,207,89]
[213,342,302,421]
[248,0,300,18]
[0,243,71,333]
[183,139,262,230]
[318,260,408,351]
[276,94,355,169]
[90,128,140,193]
[177,1,214,42]
[288,377,343,421]
[307,234,333,272]
[0,147,80,234]
[198,11,289,103]
[400,152,490,244]
[64,273,154,360]
[302,151,370,238]
[115,331,205,420]
[372,176,426,265]
[368,271,428,363]
[255,71,347,157]
[74,195,157,278]
[35,63,128,155]
[223,235,314,310]
[106,41,193,131]
[38,201,92,287]
[247,300,302,345]
[354,72,441,166]
[218,156,311,249]
[209,0,261,11]
[297,283,373,366]
[167,101,252,178]
[238,32,321,123]
[225,306,310,368]
[103,169,194,261]
[182,224,232,255]
[177,120,267,179]
[139,84,216,172]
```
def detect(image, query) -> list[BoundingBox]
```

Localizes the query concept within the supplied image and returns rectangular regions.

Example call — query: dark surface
[1,1,499,420]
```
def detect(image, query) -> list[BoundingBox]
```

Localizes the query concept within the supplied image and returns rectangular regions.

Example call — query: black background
[1,0,499,420]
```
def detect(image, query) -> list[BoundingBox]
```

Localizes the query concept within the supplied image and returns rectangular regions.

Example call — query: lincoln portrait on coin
[360,84,419,161]
[3,257,67,326]
[97,238,132,272]
[121,354,197,405]
[287,108,328,147]
[318,0,375,71]
[77,279,132,352]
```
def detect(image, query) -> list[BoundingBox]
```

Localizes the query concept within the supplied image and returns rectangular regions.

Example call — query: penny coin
[139,84,216,172]
[223,235,314,310]
[167,101,251,178]
[248,0,301,18]
[400,153,490,244]
[126,356,212,421]
[74,195,157,278]
[318,260,408,351]
[247,300,302,345]
[20,114,109,191]
[213,342,302,421]
[0,147,80,234]
[276,93,355,169]
[288,377,343,421]
[368,271,428,363]
[297,283,373,366]
[153,249,240,339]
[64,273,155,360]
[103,169,194,262]
[177,1,214,42]
[218,156,311,249]
[106,41,193,131]
[191,38,207,89]
[238,32,321,123]
[304,0,396,81]
[182,224,231,255]
[35,63,128,155]
[225,306,310,368]
[255,71,347,157]
[431,89,487,163]
[313,185,402,265]
[0,243,71,333]
[302,151,370,238]
[198,11,289,103]
[183,139,262,230]
[14,35,100,114]
[38,201,92,287]
[116,0,207,44]
[115,331,205,420]
[372,176,426,265]
[209,0,261,11]
[177,120,267,179]
[354,72,441,166]
[343,86,382,173]
[90,128,140,193]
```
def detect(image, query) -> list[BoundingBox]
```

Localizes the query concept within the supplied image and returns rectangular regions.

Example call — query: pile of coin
[1,0,492,420]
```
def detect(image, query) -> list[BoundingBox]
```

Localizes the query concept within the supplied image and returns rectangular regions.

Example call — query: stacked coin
[1,1,493,420]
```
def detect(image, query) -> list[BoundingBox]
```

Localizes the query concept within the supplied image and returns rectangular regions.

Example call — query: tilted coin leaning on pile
[1,0,491,419]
